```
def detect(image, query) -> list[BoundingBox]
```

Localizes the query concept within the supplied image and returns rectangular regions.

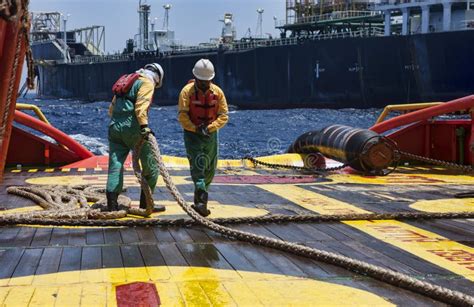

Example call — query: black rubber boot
[192,189,210,217]
[139,190,166,212]
[106,192,119,212]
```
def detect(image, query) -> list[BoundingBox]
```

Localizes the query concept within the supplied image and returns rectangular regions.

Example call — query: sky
[30,0,287,53]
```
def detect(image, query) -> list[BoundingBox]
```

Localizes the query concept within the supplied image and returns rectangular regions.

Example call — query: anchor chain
[398,151,474,172]
[243,156,348,173]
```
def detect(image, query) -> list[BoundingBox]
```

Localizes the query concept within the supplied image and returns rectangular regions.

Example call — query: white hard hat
[192,59,215,81]
[144,63,164,88]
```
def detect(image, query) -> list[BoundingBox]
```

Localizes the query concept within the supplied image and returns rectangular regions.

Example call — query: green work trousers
[106,119,159,194]
[184,130,218,192]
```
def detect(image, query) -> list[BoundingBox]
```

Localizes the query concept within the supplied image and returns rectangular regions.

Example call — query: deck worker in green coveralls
[178,59,229,216]
[106,63,166,212]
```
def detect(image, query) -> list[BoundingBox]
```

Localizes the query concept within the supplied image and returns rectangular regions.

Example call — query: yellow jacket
[178,82,229,133]
[109,76,155,126]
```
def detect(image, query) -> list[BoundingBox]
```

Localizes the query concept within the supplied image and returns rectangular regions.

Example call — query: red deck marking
[116,282,161,307]
[213,175,325,184]
[64,155,133,169]
[428,249,474,271]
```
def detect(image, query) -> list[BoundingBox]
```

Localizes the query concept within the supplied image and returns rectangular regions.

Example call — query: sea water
[17,96,381,159]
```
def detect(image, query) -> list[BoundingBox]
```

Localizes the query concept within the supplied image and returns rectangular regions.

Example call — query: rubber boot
[139,190,166,212]
[192,189,210,217]
[106,192,119,212]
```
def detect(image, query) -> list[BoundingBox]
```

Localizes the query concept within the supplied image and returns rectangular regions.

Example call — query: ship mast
[163,4,171,33]
[256,8,264,38]
[138,0,151,50]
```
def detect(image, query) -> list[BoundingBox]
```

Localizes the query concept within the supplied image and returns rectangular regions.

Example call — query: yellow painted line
[143,201,268,219]
[124,266,150,283]
[145,266,171,282]
[44,168,55,172]
[200,280,237,306]
[259,185,368,215]
[260,185,474,281]
[28,169,38,173]
[77,168,86,172]
[106,284,118,307]
[61,168,70,172]
[158,153,307,169]
[0,287,10,305]
[80,268,103,284]
[26,174,190,187]
[0,206,42,216]
[55,285,81,306]
[8,275,34,286]
[56,268,80,285]
[81,284,107,306]
[246,280,285,305]
[346,220,474,280]
[29,286,58,306]
[94,167,103,171]
[155,282,185,306]
[0,267,392,306]
[11,169,21,173]
[2,287,35,306]
[411,198,474,213]
[177,281,213,306]
[325,172,474,185]
[222,281,264,306]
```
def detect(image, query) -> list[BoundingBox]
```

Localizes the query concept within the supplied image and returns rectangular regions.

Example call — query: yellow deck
[0,155,473,306]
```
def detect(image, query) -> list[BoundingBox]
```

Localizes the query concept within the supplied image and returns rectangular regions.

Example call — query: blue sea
[17,95,381,159]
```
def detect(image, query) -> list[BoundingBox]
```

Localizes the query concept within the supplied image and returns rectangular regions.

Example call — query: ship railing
[71,53,131,64]
[459,20,474,29]
[230,28,384,50]
[164,44,219,54]
[276,10,381,27]
[371,0,425,7]
[67,29,384,64]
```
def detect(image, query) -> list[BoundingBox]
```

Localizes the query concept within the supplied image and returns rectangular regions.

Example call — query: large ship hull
[37,30,474,109]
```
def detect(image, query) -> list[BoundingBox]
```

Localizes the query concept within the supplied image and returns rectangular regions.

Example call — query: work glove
[140,125,154,139]
[197,124,210,138]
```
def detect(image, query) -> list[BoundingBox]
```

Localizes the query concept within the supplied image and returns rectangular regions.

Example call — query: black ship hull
[36,30,474,109]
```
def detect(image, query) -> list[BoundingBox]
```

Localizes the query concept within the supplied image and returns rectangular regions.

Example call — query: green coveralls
[106,80,159,194]
[184,130,218,192]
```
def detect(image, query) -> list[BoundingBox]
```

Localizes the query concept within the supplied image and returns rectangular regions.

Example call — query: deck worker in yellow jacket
[178,59,229,216]
[106,63,165,212]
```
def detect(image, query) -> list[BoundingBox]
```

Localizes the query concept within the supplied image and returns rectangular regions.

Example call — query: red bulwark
[116,282,161,307]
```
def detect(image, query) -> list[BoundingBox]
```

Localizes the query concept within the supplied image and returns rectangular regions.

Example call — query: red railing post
[469,108,474,165]
[0,5,27,182]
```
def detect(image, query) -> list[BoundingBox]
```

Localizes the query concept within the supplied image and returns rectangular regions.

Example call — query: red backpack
[112,73,139,96]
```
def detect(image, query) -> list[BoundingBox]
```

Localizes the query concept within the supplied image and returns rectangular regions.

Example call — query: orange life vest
[188,80,219,126]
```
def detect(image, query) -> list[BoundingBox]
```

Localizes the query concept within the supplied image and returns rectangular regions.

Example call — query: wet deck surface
[0,164,473,306]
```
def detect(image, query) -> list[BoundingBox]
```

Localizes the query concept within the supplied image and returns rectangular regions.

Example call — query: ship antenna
[163,4,172,32]
[256,8,264,39]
